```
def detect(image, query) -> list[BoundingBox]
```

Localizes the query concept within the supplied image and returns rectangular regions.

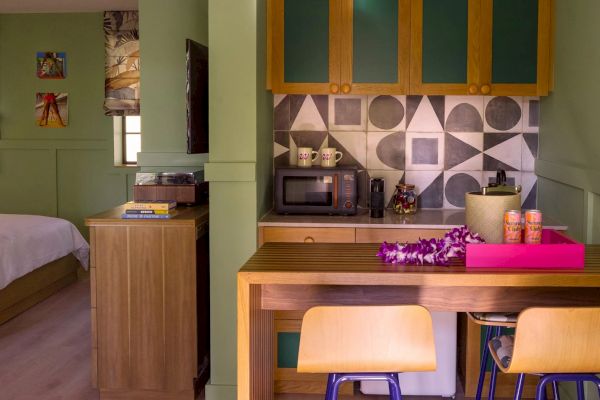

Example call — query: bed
[0,214,89,324]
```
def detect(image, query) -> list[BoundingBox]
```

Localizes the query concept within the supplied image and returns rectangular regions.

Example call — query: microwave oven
[275,166,358,215]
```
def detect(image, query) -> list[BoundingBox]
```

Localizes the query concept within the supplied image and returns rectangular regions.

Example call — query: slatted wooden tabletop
[239,243,600,287]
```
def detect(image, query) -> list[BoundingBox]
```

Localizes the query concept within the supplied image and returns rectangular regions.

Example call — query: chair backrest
[297,305,437,373]
[506,307,600,373]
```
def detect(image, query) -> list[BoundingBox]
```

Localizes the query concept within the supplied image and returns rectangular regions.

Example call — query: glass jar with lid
[392,183,418,215]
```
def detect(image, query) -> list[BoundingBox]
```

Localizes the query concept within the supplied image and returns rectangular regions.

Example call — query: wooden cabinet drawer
[355,228,447,243]
[262,227,355,243]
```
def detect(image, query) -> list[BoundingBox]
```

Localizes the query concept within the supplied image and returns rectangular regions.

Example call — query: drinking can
[504,210,522,244]
[524,210,543,244]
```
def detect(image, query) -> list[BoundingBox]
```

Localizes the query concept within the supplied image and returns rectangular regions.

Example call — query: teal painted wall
[0,13,135,235]
[538,0,600,243]
[204,0,272,398]
[138,0,209,169]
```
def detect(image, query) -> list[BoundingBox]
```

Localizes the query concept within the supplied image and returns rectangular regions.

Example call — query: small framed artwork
[36,93,68,128]
[36,52,66,79]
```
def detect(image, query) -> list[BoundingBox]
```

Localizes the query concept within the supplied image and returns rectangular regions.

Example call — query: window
[122,116,141,164]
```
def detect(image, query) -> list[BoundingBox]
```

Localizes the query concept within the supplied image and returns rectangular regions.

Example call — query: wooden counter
[86,204,209,400]
[238,243,600,400]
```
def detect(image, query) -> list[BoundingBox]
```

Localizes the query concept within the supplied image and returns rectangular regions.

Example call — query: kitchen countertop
[258,209,568,230]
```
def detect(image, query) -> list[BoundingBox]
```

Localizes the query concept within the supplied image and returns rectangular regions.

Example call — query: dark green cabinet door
[491,0,538,84]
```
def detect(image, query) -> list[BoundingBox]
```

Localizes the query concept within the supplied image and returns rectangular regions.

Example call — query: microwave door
[282,176,333,207]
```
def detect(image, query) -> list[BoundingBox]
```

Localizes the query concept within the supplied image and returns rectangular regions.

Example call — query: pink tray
[466,229,585,269]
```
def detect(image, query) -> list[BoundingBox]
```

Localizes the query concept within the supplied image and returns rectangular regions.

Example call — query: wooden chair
[297,305,437,400]
[467,312,519,400]
[488,307,600,400]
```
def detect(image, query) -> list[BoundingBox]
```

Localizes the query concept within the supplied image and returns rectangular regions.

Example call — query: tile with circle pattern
[368,95,406,131]
[484,96,523,133]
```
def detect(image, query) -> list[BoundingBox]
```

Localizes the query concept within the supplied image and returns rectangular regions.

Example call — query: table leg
[238,276,274,400]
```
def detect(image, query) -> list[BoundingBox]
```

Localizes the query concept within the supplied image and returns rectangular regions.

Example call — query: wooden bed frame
[0,254,80,325]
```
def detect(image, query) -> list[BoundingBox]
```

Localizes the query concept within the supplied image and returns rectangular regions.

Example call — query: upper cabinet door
[480,0,551,96]
[340,0,410,95]
[410,0,480,95]
[272,0,341,94]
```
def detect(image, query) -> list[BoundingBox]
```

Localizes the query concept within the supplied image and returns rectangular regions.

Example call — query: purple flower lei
[377,225,485,266]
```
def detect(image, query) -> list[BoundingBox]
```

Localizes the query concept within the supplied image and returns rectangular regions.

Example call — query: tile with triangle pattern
[367,170,405,209]
[405,170,444,208]
[521,172,537,209]
[406,96,444,132]
[483,133,522,171]
[274,95,290,130]
[483,171,521,187]
[290,95,328,131]
[522,133,538,172]
[445,132,483,171]
[290,131,328,166]
[328,132,366,169]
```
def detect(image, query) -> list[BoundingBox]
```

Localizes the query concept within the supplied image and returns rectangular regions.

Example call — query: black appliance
[370,178,385,218]
[275,166,358,215]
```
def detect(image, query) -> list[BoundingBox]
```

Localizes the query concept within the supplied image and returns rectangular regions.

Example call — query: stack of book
[121,200,177,219]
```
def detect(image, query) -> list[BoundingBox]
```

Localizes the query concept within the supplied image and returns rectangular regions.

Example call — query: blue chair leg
[387,373,402,400]
[514,373,526,400]
[488,326,503,400]
[552,381,560,400]
[476,325,495,400]
[325,373,335,400]
[329,373,345,400]
[576,381,585,400]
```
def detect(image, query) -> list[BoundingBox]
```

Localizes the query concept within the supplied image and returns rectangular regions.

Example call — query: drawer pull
[304,236,315,243]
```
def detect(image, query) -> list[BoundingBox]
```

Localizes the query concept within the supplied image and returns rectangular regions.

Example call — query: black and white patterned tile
[406,131,444,170]
[274,95,291,131]
[328,95,367,131]
[444,96,484,133]
[288,131,328,166]
[367,170,406,209]
[367,131,405,170]
[484,96,523,133]
[444,132,483,171]
[274,131,290,168]
[404,170,444,209]
[483,132,522,171]
[521,172,538,209]
[522,97,540,134]
[406,96,445,132]
[521,132,538,172]
[290,95,328,131]
[443,171,483,209]
[327,132,367,169]
[367,95,406,132]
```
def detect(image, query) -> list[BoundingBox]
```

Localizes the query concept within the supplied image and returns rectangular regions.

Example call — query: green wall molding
[136,152,208,169]
[204,162,256,182]
[536,159,600,196]
[0,139,109,150]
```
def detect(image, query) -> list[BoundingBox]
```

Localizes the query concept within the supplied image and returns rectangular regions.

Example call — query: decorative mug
[297,147,319,167]
[320,148,343,167]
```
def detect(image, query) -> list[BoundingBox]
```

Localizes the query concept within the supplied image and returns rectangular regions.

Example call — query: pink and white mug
[297,147,319,167]
[320,147,343,167]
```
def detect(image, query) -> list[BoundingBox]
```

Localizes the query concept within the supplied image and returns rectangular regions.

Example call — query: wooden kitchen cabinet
[411,0,552,96]
[270,0,410,94]
[259,226,355,245]
[86,205,209,400]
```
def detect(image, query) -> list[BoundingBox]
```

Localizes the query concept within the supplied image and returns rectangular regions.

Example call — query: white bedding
[0,214,89,290]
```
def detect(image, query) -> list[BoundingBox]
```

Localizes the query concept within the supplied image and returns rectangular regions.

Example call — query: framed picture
[36,52,66,79]
[36,93,68,128]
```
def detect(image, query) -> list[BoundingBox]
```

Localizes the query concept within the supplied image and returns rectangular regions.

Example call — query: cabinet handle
[480,84,491,95]
[468,84,479,95]
[341,84,352,94]
[330,83,340,94]
[304,236,315,243]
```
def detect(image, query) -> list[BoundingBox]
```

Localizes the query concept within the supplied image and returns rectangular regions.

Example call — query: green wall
[0,13,135,234]
[204,0,272,398]
[138,0,209,169]
[538,0,600,244]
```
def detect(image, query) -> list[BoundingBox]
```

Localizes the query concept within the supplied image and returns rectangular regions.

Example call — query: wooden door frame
[410,0,481,95]
[271,0,341,94]
[481,0,552,96]
[340,0,411,95]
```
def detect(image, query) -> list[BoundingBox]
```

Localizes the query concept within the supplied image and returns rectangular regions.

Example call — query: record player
[133,171,208,205]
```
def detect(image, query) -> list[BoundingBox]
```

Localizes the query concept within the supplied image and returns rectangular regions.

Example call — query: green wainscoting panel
[353,0,398,83]
[422,0,468,84]
[492,0,538,84]
[57,149,130,234]
[0,149,57,216]
[277,332,301,368]
[284,0,329,83]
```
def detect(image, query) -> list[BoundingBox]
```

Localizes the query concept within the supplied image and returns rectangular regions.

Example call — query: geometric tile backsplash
[273,94,539,210]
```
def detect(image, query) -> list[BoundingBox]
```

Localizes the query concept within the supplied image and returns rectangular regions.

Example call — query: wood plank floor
[0,279,467,400]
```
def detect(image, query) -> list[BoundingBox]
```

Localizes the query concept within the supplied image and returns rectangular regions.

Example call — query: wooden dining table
[237,243,600,400]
